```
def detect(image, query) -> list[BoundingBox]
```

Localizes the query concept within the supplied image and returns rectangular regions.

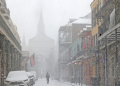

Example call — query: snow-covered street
[33,79,71,86]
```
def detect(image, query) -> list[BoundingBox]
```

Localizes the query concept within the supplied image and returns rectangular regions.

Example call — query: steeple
[37,9,45,36]
[22,34,27,51]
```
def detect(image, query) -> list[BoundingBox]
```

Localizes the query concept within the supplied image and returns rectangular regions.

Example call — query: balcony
[98,4,120,40]
[76,46,98,59]
[58,58,69,64]
[59,38,71,46]
[96,0,119,18]
[98,21,109,37]
[77,50,85,58]
[59,41,71,46]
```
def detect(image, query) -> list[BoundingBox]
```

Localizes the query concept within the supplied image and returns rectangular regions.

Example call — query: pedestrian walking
[46,72,50,84]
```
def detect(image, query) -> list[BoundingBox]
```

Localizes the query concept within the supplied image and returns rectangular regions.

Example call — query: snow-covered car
[30,71,38,82]
[5,71,30,86]
[27,72,34,85]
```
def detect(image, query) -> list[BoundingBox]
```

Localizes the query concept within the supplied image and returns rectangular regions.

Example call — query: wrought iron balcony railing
[96,0,114,17]
[98,8,120,38]
[77,46,99,59]
[98,19,110,37]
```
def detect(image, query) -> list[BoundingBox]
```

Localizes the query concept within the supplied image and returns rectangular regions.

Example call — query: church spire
[37,9,45,36]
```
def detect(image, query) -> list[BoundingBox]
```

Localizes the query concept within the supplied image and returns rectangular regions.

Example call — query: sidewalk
[61,81,86,86]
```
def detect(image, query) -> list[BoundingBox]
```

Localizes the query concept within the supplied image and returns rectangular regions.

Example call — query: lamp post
[74,62,77,84]
[78,62,81,85]
[71,56,74,83]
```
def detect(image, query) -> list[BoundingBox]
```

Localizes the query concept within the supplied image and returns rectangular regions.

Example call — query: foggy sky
[6,0,93,45]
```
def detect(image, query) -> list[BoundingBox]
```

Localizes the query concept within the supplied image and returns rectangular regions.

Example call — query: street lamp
[70,57,74,84]
[78,62,82,85]
[74,62,77,84]
[75,62,77,65]
[75,61,82,85]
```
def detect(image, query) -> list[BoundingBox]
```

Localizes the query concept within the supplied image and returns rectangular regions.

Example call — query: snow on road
[34,78,72,86]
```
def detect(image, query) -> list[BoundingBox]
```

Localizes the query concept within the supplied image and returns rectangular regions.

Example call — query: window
[92,7,97,28]
[100,1,101,9]
[97,4,99,13]
[93,35,95,46]
[96,34,98,46]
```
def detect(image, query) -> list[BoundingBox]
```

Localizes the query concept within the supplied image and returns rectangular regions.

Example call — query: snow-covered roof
[72,18,91,24]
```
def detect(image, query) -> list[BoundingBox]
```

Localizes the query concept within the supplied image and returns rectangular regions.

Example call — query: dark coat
[46,74,50,79]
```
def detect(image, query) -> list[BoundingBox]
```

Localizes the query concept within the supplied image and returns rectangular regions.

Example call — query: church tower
[27,9,55,76]
[37,10,45,36]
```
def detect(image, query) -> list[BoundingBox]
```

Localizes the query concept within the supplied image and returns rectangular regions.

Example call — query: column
[15,49,16,71]
[19,53,22,70]
[17,52,19,70]
[115,29,118,85]
[13,48,16,71]
[9,46,12,71]
[105,36,108,86]
[0,35,5,86]
[11,46,14,71]
[14,49,17,71]
[6,40,10,76]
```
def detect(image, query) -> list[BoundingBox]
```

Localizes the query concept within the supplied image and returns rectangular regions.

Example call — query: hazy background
[6,0,93,45]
